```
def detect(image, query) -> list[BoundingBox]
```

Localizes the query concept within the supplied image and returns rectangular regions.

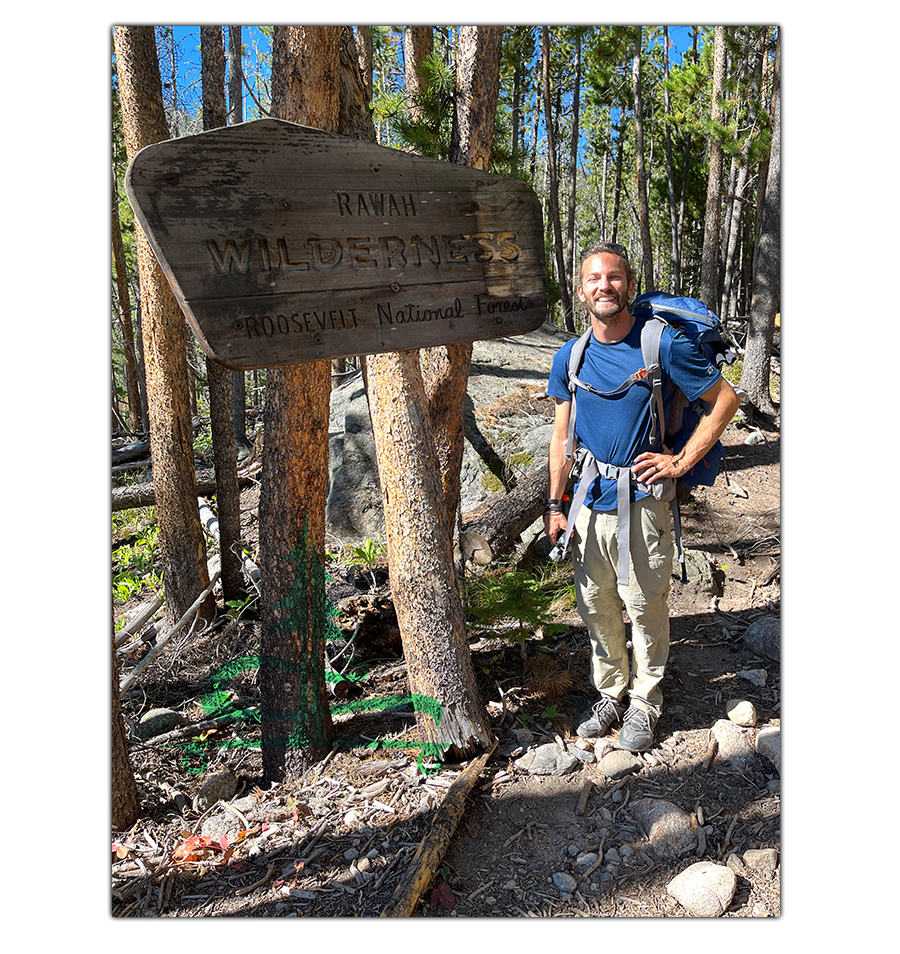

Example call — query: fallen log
[380,738,497,917]
[459,462,551,565]
[119,568,221,693]
[112,440,150,466]
[112,467,257,512]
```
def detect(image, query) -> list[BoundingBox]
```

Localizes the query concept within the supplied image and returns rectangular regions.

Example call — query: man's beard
[586,290,627,324]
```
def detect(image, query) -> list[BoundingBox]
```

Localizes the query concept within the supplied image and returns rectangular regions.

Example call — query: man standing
[545,243,739,751]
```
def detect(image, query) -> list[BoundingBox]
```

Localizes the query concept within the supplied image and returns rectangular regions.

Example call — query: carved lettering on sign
[206,231,522,275]
[336,191,418,217]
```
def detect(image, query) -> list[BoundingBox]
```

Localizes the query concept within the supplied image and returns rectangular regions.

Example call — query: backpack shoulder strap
[640,315,668,450]
[565,329,593,461]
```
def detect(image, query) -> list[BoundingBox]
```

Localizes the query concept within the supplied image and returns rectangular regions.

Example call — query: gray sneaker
[576,694,626,738]
[618,705,658,752]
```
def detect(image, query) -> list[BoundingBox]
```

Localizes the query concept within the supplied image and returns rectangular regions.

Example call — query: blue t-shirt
[547,316,721,511]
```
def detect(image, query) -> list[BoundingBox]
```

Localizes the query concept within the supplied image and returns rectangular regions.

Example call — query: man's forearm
[673,381,740,472]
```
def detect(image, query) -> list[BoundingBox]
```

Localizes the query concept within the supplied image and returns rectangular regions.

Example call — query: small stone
[743,847,778,875]
[597,749,643,780]
[552,872,577,895]
[343,847,359,861]
[593,738,614,759]
[231,795,257,814]
[726,699,757,727]
[630,798,696,858]
[667,861,737,917]
[738,668,768,687]
[200,809,244,844]
[604,848,621,866]
[712,719,756,768]
[193,770,239,812]
[743,616,780,662]
[576,851,599,868]
[514,742,578,776]
[135,708,186,740]
[756,726,781,772]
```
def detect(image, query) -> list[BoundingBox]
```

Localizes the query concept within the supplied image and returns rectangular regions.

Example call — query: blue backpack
[552,292,736,584]
[630,291,736,488]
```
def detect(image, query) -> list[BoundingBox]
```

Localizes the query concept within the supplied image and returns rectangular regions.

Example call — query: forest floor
[112,393,780,919]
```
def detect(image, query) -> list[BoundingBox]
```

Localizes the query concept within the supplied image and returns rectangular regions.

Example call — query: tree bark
[112,173,143,434]
[632,26,654,292]
[355,26,373,103]
[338,34,493,761]
[227,26,250,454]
[112,628,139,831]
[422,25,504,541]
[565,29,582,303]
[700,26,727,310]
[404,27,433,121]
[740,34,780,419]
[367,349,492,760]
[662,27,682,295]
[258,26,340,782]
[201,25,245,605]
[541,27,574,331]
[113,25,213,625]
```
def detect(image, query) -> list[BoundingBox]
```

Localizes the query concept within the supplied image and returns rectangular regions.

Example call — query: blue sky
[165,25,698,122]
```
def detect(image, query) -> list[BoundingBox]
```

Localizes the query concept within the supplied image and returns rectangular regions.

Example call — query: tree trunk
[700,26,727,310]
[367,349,493,760]
[423,25,504,540]
[113,25,213,625]
[339,28,493,762]
[611,125,624,243]
[112,628,139,831]
[632,26,654,292]
[227,26,250,454]
[258,25,340,782]
[565,29,582,304]
[740,34,780,419]
[112,173,143,434]
[355,26,373,103]
[201,25,245,605]
[404,27,433,121]
[541,27,574,331]
[662,28,682,295]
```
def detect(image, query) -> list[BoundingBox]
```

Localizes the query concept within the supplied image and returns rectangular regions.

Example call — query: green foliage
[463,564,574,644]
[112,523,163,606]
[342,537,387,591]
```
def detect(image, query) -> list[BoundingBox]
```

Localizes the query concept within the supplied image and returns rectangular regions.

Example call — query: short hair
[578,242,636,288]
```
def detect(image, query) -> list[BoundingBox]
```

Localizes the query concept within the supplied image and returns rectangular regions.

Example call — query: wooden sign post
[126,119,547,370]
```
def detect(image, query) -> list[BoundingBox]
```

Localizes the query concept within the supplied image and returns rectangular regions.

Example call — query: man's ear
[576,284,586,303]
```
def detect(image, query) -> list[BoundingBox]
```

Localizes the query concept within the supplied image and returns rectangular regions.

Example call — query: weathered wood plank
[126,119,546,369]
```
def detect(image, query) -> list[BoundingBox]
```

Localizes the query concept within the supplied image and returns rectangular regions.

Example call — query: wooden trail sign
[126,119,547,370]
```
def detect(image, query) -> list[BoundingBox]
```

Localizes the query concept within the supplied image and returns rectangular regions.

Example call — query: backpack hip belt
[556,444,683,586]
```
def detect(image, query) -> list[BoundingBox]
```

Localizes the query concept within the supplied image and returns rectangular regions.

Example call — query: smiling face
[577,252,636,333]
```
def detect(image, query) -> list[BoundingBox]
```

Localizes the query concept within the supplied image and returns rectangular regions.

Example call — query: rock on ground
[667,861,737,916]
[514,742,579,776]
[630,798,696,857]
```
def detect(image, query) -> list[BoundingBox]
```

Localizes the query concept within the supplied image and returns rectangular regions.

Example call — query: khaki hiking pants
[571,496,675,716]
